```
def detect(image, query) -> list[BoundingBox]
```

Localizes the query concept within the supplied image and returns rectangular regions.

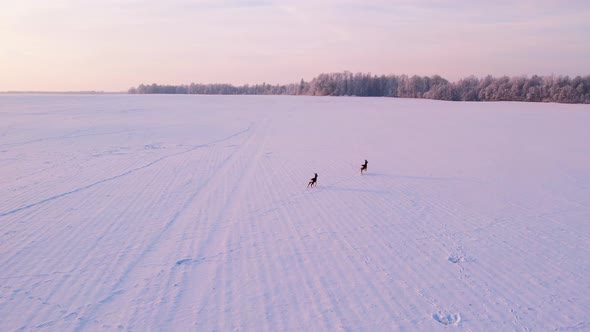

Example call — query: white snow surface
[1,94,589,331]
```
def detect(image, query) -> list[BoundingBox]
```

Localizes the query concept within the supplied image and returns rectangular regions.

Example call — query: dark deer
[360,160,368,174]
[307,173,318,188]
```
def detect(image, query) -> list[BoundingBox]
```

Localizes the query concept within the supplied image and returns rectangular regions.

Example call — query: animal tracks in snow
[448,252,475,264]
[175,258,193,265]
[448,255,466,264]
[175,257,205,266]
[433,312,461,326]
[63,311,78,321]
[175,246,249,267]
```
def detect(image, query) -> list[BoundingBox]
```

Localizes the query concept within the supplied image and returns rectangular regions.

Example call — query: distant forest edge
[128,72,590,104]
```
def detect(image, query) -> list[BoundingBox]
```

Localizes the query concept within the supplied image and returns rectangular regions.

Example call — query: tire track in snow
[2,129,242,331]
[215,129,272,330]
[267,166,340,330]
[213,144,331,330]
[99,149,221,330]
[72,124,258,331]
[0,126,251,218]
[2,143,211,330]
[0,129,137,148]
[173,119,271,330]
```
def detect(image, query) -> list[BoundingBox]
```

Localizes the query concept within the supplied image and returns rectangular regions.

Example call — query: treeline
[128,72,590,104]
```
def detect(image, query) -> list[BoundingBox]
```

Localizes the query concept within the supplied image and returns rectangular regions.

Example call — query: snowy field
[1,94,589,331]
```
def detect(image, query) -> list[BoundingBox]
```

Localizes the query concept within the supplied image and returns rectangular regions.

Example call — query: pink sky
[1,0,589,91]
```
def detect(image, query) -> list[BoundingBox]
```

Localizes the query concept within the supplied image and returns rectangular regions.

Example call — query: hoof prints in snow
[175,258,205,266]
[433,312,461,326]
[448,255,465,263]
[99,290,124,304]
[448,253,474,264]
[176,258,192,265]
[63,312,78,321]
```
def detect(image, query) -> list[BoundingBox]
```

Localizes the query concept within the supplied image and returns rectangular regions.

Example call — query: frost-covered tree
[127,72,590,104]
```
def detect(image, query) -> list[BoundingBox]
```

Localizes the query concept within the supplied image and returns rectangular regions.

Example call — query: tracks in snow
[0,126,252,218]
[71,121,267,331]
[0,120,267,330]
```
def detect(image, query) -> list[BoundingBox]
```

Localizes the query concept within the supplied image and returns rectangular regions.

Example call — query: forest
[129,72,590,104]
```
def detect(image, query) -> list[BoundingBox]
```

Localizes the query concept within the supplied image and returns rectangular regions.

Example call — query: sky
[1,0,590,91]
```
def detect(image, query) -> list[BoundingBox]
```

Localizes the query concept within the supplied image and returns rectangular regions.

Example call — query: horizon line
[3,71,590,94]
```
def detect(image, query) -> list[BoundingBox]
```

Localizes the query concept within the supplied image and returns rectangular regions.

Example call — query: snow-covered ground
[1,94,589,331]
